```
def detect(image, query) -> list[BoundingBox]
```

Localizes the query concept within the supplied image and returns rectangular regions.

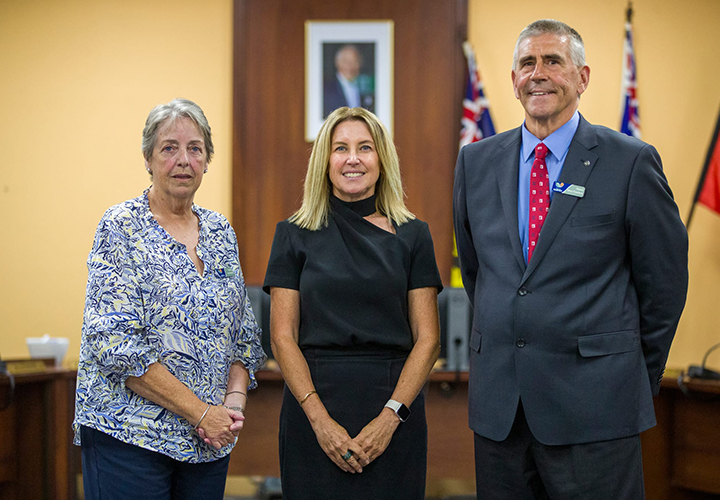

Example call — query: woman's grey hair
[141,98,214,163]
[512,19,586,69]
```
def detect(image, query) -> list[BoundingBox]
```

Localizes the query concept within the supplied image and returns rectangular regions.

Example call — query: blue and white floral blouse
[73,189,266,463]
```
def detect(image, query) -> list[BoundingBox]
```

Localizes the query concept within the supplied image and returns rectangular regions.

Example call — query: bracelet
[299,390,318,406]
[223,404,245,413]
[194,404,211,430]
[225,390,247,398]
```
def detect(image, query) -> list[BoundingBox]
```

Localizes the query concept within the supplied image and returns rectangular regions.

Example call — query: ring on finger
[341,450,352,461]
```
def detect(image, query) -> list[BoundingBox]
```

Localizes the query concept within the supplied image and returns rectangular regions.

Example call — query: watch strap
[384,399,410,422]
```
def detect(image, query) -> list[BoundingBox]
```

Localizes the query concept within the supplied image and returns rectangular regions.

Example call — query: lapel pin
[582,160,591,167]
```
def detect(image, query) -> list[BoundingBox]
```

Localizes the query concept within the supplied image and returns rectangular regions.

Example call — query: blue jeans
[80,426,230,500]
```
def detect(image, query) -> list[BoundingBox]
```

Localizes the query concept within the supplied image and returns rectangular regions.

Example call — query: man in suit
[323,44,374,117]
[453,19,688,499]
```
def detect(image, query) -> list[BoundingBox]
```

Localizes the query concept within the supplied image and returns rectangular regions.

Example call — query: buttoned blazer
[453,115,688,445]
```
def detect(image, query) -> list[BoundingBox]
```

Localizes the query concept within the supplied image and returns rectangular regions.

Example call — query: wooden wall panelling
[233,0,468,285]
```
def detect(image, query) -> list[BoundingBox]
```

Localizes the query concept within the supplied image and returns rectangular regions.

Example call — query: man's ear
[511,70,520,100]
[577,65,590,96]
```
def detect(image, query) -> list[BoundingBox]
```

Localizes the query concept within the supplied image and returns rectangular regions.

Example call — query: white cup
[26,335,69,367]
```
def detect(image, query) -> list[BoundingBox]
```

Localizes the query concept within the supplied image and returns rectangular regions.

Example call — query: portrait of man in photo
[323,43,376,117]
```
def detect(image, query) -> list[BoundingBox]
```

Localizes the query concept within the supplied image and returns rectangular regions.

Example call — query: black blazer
[453,115,688,445]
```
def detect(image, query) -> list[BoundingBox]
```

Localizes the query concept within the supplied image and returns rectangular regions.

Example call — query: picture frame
[305,20,394,142]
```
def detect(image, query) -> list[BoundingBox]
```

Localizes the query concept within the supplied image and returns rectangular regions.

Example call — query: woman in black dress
[263,107,442,499]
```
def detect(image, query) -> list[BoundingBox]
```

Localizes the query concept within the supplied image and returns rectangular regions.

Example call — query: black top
[263,195,443,350]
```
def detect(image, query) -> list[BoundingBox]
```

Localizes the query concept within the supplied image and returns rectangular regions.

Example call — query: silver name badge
[553,182,585,198]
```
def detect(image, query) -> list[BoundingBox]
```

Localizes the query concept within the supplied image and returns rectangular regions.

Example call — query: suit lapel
[522,116,599,282]
[494,128,526,272]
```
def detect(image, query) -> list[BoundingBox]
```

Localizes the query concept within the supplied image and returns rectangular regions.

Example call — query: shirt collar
[336,72,356,85]
[521,110,580,162]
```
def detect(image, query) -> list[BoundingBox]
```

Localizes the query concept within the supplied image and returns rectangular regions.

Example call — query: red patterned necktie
[528,142,549,263]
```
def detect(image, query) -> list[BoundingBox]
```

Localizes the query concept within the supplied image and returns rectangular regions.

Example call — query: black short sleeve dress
[263,194,442,499]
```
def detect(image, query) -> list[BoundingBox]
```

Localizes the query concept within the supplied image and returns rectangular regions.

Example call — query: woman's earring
[204,168,208,173]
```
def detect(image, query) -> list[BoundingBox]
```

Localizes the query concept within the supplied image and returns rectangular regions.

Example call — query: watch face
[396,403,410,422]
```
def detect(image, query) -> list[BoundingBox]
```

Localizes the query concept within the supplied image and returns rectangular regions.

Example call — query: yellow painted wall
[1,0,719,372]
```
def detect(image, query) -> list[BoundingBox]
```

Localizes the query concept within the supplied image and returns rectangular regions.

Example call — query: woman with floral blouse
[73,98,265,500]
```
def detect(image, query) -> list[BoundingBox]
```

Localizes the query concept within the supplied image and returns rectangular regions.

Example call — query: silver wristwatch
[384,399,410,422]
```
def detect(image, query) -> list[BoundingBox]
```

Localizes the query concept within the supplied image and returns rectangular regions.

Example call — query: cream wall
[1,0,719,372]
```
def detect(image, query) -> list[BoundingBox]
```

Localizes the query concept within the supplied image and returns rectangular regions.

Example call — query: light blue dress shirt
[337,73,361,108]
[518,111,580,263]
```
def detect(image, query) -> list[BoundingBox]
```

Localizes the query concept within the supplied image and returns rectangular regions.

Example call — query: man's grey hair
[512,19,586,69]
[141,98,214,163]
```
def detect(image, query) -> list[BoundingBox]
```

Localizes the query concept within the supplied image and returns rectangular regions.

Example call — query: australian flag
[460,42,495,149]
[454,42,496,288]
[620,17,641,139]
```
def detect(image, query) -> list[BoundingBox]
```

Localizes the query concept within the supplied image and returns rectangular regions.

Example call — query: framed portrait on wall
[305,20,394,142]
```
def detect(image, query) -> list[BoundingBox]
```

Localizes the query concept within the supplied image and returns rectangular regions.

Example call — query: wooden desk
[3,366,715,499]
[643,375,720,500]
[0,367,78,500]
[228,370,475,480]
[231,370,720,499]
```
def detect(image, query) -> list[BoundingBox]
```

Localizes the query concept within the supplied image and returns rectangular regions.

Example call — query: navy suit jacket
[323,77,349,117]
[453,115,688,445]
[323,76,374,117]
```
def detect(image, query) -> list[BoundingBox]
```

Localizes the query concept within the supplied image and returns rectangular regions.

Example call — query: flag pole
[687,108,720,230]
[626,1,633,23]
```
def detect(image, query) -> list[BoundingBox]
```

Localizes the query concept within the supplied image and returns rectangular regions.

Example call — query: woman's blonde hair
[290,107,414,230]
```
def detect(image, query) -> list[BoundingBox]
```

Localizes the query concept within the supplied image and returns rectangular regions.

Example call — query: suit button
[517,287,528,296]
[516,339,526,348]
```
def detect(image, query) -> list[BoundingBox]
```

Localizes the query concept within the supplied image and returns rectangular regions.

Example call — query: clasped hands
[195,404,245,450]
[314,409,400,474]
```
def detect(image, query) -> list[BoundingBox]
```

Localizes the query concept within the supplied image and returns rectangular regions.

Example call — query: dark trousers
[474,404,645,500]
[81,426,230,500]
